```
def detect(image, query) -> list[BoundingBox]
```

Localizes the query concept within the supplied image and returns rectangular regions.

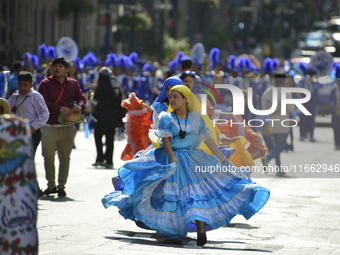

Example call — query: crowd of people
[1,45,340,252]
[0,51,339,169]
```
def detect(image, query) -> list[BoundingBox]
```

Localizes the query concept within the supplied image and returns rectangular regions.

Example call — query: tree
[58,0,95,19]
[117,12,152,52]
[192,0,220,47]
[205,27,229,52]
[163,33,190,59]
[116,12,152,31]
[193,0,220,9]
[58,0,95,42]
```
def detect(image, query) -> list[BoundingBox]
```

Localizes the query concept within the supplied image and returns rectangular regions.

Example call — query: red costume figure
[121,93,152,160]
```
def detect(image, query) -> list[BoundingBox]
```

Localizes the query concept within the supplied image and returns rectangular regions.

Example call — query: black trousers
[32,129,42,190]
[94,124,115,165]
[32,129,41,157]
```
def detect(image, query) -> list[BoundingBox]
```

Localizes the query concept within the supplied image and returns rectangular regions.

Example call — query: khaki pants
[41,125,76,189]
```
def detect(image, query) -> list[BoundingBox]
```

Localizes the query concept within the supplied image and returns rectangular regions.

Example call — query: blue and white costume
[102,109,270,239]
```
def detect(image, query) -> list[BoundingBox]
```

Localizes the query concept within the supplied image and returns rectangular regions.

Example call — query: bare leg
[196,220,205,233]
[196,220,207,246]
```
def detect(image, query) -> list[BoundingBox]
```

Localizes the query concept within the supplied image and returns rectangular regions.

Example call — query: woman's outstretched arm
[204,138,229,164]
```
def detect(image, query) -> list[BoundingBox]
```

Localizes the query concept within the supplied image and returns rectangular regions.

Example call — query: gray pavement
[35,119,340,255]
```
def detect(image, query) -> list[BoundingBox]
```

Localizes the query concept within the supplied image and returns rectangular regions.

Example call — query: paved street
[35,118,340,255]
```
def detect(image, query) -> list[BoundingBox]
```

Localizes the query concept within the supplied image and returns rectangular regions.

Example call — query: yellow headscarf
[168,85,218,155]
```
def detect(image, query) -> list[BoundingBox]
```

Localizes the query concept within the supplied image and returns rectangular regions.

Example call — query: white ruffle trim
[127,108,149,116]
[218,134,227,144]
[129,152,157,163]
[149,129,162,144]
[157,130,172,138]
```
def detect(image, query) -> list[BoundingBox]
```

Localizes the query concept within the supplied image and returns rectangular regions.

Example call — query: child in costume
[102,85,270,246]
[120,92,152,160]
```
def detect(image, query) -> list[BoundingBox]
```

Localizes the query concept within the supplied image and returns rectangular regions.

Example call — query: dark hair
[164,70,174,79]
[162,85,184,104]
[181,59,192,70]
[274,72,288,87]
[178,91,185,98]
[97,72,112,86]
[95,73,116,100]
[274,72,288,79]
[180,71,195,81]
[11,61,22,73]
[170,89,185,99]
[52,57,69,68]
[18,71,33,82]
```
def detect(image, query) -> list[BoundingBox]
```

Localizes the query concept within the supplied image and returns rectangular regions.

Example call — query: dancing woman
[102,85,270,246]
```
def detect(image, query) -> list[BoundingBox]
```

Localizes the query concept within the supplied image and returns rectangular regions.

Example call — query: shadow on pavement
[104,235,272,252]
[38,196,77,202]
[86,166,118,171]
[103,230,274,252]
[228,223,259,229]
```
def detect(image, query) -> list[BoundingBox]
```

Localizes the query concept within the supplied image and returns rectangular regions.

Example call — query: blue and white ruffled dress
[102,111,270,239]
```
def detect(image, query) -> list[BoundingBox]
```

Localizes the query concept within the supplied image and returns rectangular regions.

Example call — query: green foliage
[58,0,95,19]
[193,0,220,9]
[117,13,152,31]
[163,33,190,58]
[204,27,229,51]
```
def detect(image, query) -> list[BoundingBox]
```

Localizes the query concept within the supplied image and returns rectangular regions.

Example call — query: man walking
[38,57,86,197]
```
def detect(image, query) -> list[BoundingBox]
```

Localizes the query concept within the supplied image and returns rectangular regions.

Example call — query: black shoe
[44,187,58,196]
[197,232,207,246]
[92,161,105,167]
[58,188,66,197]
[38,189,45,198]
[163,238,182,245]
[105,164,113,169]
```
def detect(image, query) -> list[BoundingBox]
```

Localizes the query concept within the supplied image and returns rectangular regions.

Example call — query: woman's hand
[143,103,153,112]
[169,156,177,164]
[218,155,229,165]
